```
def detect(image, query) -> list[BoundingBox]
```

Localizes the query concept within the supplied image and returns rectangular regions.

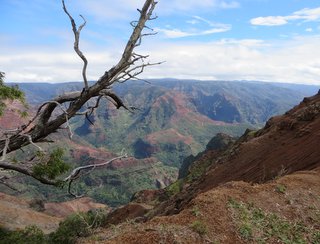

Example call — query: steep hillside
[151,90,320,216]
[78,91,320,243]
[80,169,320,244]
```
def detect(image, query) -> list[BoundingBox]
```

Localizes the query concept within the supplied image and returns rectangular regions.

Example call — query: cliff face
[197,91,320,190]
[151,91,320,216]
[80,92,320,243]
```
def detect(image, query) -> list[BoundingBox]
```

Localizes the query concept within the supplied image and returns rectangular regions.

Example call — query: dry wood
[0,0,159,193]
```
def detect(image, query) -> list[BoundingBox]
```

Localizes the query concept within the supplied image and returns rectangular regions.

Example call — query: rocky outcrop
[178,133,236,179]
[79,168,320,243]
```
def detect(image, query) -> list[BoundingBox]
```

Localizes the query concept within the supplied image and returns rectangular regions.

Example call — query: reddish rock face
[198,92,320,191]
[150,93,320,218]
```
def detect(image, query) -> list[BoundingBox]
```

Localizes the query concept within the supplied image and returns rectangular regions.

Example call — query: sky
[1,0,320,85]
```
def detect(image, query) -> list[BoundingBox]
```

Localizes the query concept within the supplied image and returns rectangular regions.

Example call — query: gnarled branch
[62,0,89,89]
[65,154,128,197]
[0,0,159,196]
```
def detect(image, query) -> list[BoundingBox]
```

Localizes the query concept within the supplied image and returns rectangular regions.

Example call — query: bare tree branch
[62,0,89,89]
[0,152,127,196]
[0,0,159,195]
[65,154,128,197]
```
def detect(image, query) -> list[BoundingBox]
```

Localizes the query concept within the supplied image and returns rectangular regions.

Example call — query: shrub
[33,148,70,180]
[48,210,107,244]
[275,184,286,194]
[0,225,45,244]
[165,179,183,197]
[191,220,208,236]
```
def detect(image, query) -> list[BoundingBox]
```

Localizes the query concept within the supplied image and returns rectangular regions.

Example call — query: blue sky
[1,0,320,85]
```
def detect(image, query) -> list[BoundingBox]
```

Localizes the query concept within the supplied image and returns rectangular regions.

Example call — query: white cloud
[250,7,320,26]
[186,19,200,25]
[305,28,313,32]
[155,28,191,38]
[156,26,231,38]
[74,0,146,22]
[158,0,239,13]
[156,16,231,38]
[250,16,288,26]
[2,36,320,85]
[139,36,320,85]
[1,2,320,85]
[0,49,118,83]
[72,0,240,22]
[293,7,320,21]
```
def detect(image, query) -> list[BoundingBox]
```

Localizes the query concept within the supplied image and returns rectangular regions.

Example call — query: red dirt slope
[0,192,61,234]
[146,92,320,217]
[198,91,320,191]
[80,168,320,243]
[0,192,108,233]
[44,197,109,218]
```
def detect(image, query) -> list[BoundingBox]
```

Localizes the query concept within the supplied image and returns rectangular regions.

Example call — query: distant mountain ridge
[13,79,318,106]
[3,79,318,207]
[12,79,319,167]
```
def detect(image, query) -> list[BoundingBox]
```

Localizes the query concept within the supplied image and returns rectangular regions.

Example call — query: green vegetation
[191,220,208,236]
[186,159,212,183]
[0,71,26,116]
[165,179,183,197]
[0,225,46,244]
[228,198,319,243]
[49,210,106,244]
[88,162,177,207]
[5,158,177,207]
[154,141,193,167]
[191,206,201,217]
[275,184,287,194]
[32,148,70,180]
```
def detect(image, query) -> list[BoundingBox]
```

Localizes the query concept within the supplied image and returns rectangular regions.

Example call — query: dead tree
[0,0,159,193]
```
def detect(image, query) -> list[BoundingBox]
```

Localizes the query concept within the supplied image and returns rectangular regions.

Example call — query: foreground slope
[80,91,320,243]
[80,169,320,244]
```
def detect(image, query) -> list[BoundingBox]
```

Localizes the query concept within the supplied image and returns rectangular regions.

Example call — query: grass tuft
[228,198,318,243]
[191,220,208,236]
